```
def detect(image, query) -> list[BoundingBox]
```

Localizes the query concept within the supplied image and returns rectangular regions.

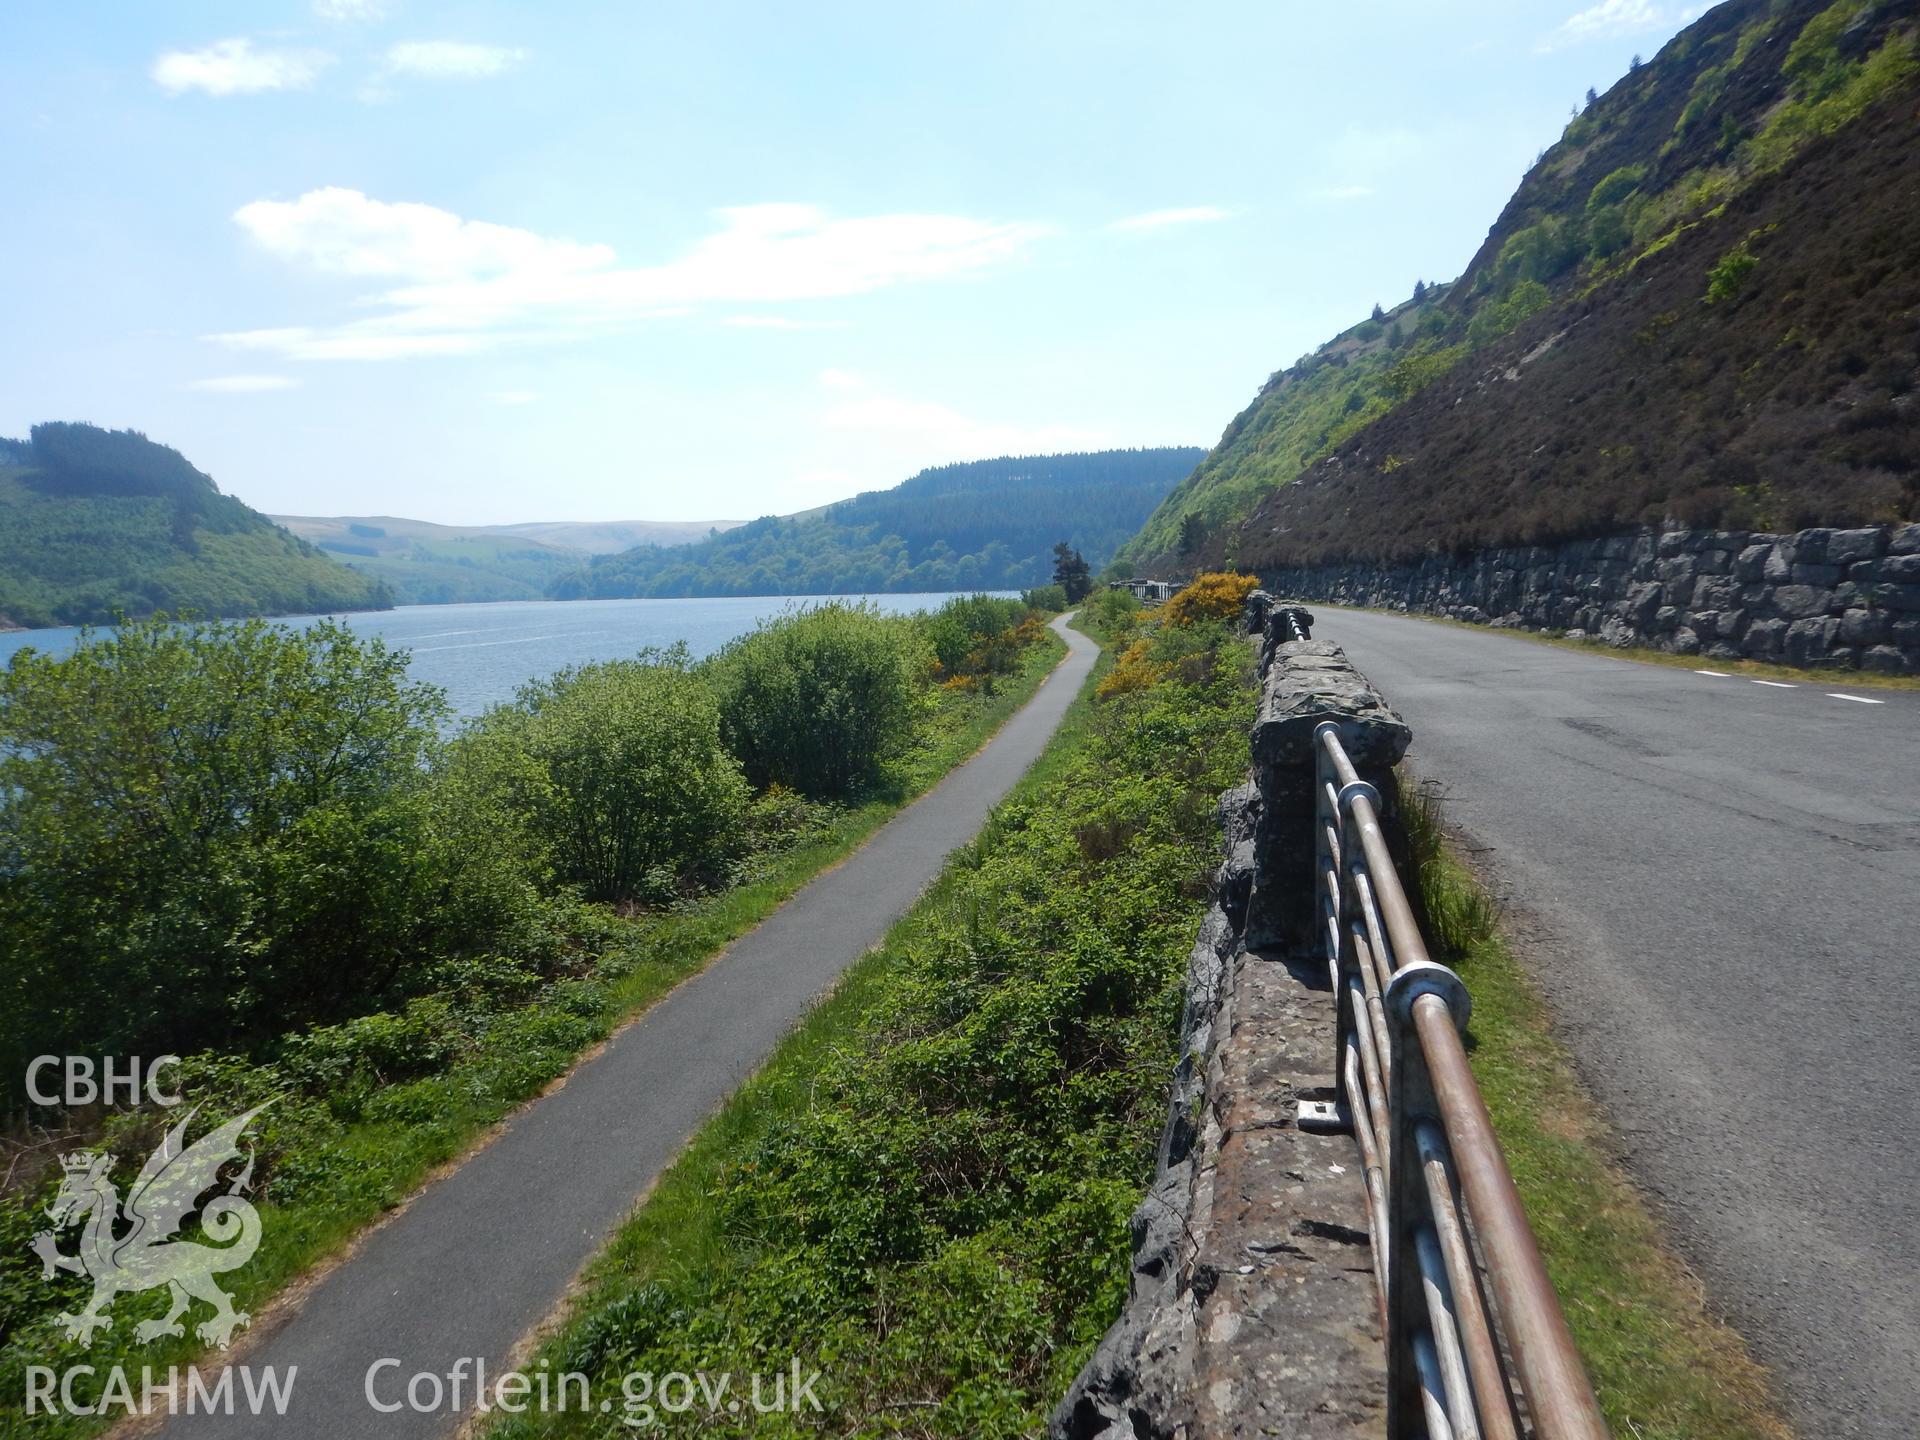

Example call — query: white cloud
[817,371,1110,461]
[216,189,1049,361]
[381,41,525,79]
[1538,0,1669,52]
[1108,206,1233,232]
[187,373,300,392]
[233,187,612,281]
[153,39,333,96]
[315,0,389,19]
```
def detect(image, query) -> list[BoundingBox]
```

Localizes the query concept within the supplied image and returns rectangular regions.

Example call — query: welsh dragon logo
[30,1104,270,1349]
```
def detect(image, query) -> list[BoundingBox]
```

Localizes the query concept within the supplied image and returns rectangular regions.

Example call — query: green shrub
[1495,216,1581,286]
[1080,587,1141,641]
[709,604,927,798]
[1705,241,1760,304]
[1747,28,1917,172]
[922,595,1031,676]
[1783,0,1874,103]
[474,649,749,903]
[1468,279,1553,345]
[1020,583,1068,613]
[0,618,543,1104]
[1587,164,1647,214]
[1586,203,1636,261]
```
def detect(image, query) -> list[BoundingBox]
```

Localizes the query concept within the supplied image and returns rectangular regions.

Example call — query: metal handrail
[1311,721,1609,1440]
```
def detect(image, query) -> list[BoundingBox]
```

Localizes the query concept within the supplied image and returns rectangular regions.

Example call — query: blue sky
[1,1,1713,524]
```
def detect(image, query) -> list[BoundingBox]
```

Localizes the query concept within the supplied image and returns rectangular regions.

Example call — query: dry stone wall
[1260,524,1920,674]
[1052,597,1404,1440]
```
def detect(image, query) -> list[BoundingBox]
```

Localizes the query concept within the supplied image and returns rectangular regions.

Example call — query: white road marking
[1752,680,1797,688]
[1695,669,1731,677]
[1827,693,1885,705]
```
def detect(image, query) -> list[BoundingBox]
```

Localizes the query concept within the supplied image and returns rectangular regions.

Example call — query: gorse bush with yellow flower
[1161,571,1260,629]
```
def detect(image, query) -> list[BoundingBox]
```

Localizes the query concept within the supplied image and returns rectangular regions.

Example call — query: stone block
[1871,584,1920,613]
[1790,563,1843,587]
[1692,575,1738,610]
[1890,524,1920,556]
[1863,645,1911,675]
[1744,618,1788,656]
[1770,584,1832,619]
[1784,616,1840,666]
[1788,529,1832,566]
[1827,528,1886,565]
[1734,544,1771,581]
[1762,546,1792,583]
[1623,581,1663,625]
[1839,608,1889,647]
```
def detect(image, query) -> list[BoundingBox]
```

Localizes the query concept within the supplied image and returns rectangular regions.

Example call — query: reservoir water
[0,593,1007,718]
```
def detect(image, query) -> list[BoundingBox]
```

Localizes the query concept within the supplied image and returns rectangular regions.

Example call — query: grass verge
[482,612,1254,1438]
[1399,782,1793,1440]
[0,632,1068,1438]
[1323,603,1920,692]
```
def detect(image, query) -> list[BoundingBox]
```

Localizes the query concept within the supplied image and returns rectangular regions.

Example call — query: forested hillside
[272,514,745,605]
[0,423,391,628]
[1123,0,1918,575]
[553,449,1202,599]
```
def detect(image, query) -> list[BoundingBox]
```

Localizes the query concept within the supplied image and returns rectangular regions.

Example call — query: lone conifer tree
[1051,541,1092,602]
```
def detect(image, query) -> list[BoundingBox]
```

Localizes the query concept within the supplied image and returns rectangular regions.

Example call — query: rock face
[1052,602,1404,1440]
[1259,524,1920,674]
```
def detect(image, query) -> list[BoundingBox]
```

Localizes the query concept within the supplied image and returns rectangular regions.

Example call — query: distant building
[1109,578,1176,603]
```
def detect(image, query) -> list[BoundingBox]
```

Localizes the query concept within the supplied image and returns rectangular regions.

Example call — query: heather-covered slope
[1124,0,1919,575]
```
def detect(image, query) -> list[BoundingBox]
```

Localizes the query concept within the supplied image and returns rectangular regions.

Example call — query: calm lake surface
[0,593,1009,718]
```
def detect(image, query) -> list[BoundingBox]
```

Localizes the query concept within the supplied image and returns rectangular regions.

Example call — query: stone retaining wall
[1052,598,1404,1439]
[1260,523,1920,673]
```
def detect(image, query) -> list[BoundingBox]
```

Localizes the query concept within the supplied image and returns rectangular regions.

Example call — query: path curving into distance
[149,615,1098,1440]
[1320,607,1919,1440]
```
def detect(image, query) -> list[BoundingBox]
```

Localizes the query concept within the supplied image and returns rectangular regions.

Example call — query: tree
[1178,511,1206,557]
[0,617,543,1092]
[476,650,749,903]
[1371,302,1386,321]
[1586,86,1599,107]
[709,604,925,798]
[1051,542,1092,602]
[1630,53,1643,71]
[1412,278,1428,302]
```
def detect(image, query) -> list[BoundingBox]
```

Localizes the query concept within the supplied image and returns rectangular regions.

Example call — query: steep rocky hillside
[1124,0,1918,575]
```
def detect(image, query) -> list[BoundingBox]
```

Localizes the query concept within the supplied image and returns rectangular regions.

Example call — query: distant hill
[1123,0,1919,574]
[553,449,1205,600]
[271,514,744,606]
[0,423,390,629]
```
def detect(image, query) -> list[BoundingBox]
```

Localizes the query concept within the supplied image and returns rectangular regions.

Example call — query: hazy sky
[2,1,1710,524]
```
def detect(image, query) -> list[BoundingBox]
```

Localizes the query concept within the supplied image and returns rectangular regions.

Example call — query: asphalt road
[1321,608,1920,1440]
[149,616,1098,1440]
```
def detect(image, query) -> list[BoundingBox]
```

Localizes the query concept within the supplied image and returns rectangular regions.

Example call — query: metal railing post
[1385,960,1474,1439]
